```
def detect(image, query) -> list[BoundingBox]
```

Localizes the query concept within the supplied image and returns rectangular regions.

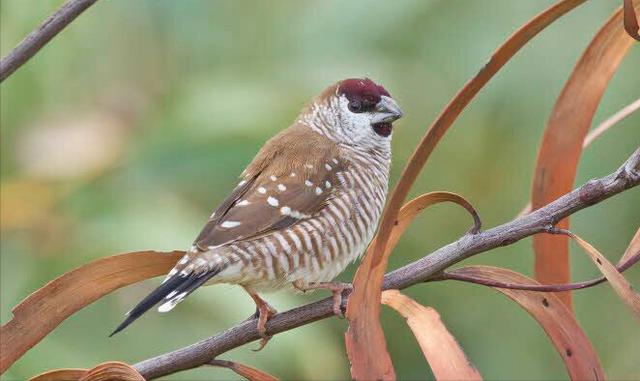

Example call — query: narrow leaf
[623,0,640,40]
[373,191,480,260]
[382,290,482,381]
[79,362,145,381]
[565,231,640,320]
[446,266,604,380]
[1,251,183,372]
[619,227,640,265]
[29,362,144,381]
[346,192,479,380]
[208,359,278,381]
[531,4,636,308]
[29,369,87,381]
[345,1,588,378]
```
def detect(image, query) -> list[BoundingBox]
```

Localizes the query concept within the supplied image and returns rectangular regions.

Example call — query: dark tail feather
[109,269,219,337]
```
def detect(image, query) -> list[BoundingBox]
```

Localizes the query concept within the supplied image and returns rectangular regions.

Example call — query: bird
[110,78,403,343]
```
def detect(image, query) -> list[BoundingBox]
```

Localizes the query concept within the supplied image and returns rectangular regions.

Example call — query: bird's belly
[220,172,387,292]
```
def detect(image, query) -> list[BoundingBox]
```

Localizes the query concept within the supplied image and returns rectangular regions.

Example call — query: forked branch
[134,148,640,379]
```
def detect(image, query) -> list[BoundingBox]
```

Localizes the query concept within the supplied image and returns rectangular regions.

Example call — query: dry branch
[0,0,99,82]
[133,148,640,379]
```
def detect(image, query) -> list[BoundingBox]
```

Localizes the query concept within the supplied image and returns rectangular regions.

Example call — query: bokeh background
[1,1,639,380]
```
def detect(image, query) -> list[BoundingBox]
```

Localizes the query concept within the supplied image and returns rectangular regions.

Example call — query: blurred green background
[1,1,639,380]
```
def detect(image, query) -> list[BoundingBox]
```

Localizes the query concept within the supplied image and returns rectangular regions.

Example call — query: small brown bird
[111,78,403,340]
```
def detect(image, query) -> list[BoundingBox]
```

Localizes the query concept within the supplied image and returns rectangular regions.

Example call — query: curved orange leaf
[30,362,144,381]
[345,1,588,379]
[560,231,640,320]
[446,266,604,380]
[29,369,87,381]
[624,0,640,40]
[374,191,481,259]
[347,192,479,379]
[619,227,640,265]
[208,359,278,381]
[1,251,183,373]
[382,290,482,381]
[531,4,637,308]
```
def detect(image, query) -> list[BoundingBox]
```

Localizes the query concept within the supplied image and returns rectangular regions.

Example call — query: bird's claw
[331,283,352,319]
[252,301,277,352]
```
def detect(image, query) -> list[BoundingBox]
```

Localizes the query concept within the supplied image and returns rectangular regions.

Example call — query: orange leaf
[446,266,604,380]
[518,97,640,218]
[373,191,480,259]
[79,362,145,381]
[564,231,640,320]
[619,227,640,266]
[29,369,87,381]
[623,0,640,40]
[29,362,144,381]
[209,359,278,381]
[381,290,482,381]
[346,192,479,380]
[0,251,183,372]
[531,4,637,308]
[345,1,587,379]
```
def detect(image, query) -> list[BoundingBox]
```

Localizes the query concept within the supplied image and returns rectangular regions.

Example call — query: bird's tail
[109,266,222,337]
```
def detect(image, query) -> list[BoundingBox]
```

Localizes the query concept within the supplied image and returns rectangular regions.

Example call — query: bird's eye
[348,100,362,113]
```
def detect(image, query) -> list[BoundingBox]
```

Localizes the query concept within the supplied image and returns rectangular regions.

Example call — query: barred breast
[216,146,390,291]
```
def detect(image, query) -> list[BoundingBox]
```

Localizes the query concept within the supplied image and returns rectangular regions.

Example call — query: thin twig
[0,0,99,82]
[583,97,640,147]
[133,148,640,379]
[436,251,639,291]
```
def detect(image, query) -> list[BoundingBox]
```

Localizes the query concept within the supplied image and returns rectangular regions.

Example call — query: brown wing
[194,125,343,249]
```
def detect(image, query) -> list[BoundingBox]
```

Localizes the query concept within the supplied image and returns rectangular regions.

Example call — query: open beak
[371,95,403,124]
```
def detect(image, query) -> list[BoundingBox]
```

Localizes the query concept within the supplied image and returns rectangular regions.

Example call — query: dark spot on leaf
[566,348,572,357]
[542,298,549,307]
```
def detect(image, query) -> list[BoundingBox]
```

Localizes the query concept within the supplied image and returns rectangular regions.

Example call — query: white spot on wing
[325,181,331,188]
[277,184,286,191]
[237,199,250,206]
[332,158,339,165]
[315,187,322,195]
[267,196,279,207]
[304,180,313,187]
[270,175,277,181]
[290,172,297,177]
[238,180,247,187]
[221,221,242,228]
[280,206,291,215]
[305,164,313,169]
[158,292,188,313]
[258,187,267,194]
[325,164,332,171]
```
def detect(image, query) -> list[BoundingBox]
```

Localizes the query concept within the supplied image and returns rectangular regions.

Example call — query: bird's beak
[371,95,404,124]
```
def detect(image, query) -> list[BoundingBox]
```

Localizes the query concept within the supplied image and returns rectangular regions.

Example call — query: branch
[436,251,639,291]
[134,148,640,379]
[0,0,99,83]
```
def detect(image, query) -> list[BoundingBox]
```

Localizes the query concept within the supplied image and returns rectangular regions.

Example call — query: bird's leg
[293,280,352,318]
[243,287,277,351]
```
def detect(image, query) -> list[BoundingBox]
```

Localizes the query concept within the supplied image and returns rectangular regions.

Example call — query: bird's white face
[300,78,403,150]
[332,93,403,148]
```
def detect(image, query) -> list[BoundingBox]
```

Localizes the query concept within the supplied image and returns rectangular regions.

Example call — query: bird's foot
[254,300,277,351]
[293,280,352,318]
[243,287,277,351]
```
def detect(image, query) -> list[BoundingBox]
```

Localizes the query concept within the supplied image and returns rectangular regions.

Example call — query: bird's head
[299,78,403,147]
